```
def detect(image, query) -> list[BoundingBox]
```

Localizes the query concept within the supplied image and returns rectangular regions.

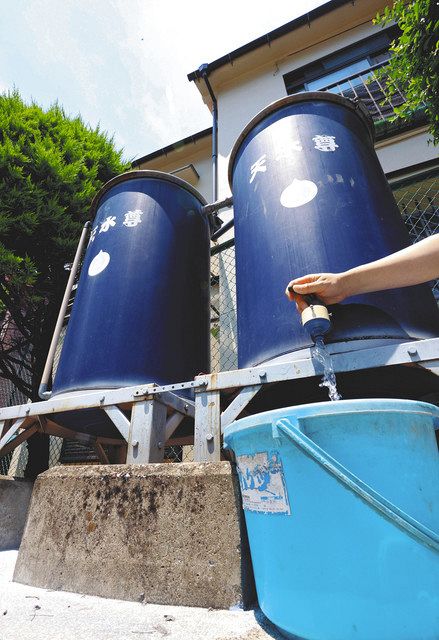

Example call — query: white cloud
[106,0,331,157]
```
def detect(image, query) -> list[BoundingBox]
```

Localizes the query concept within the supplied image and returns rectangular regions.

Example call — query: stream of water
[313,336,342,401]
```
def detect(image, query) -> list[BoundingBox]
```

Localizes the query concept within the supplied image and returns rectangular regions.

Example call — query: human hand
[285,273,348,305]
[285,289,309,313]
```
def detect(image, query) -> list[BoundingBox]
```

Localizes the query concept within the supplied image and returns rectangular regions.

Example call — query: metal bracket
[0,416,31,450]
[194,389,221,462]
[133,381,202,397]
[221,384,262,431]
[165,412,186,441]
[0,422,38,458]
[153,391,194,418]
[127,399,167,463]
[202,196,233,216]
[103,405,130,440]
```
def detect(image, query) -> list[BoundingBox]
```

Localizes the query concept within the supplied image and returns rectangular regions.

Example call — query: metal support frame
[191,337,439,460]
[0,417,33,451]
[194,389,221,461]
[127,399,168,463]
[2,337,439,463]
[0,385,195,465]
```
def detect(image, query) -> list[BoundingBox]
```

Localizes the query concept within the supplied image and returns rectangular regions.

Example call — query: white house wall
[376,129,439,175]
[184,154,213,201]
[137,139,213,203]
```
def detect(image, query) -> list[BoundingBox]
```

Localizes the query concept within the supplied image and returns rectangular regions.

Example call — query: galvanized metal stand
[0,386,195,464]
[1,337,439,464]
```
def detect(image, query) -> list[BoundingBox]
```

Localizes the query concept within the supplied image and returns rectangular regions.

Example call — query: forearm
[341,235,439,297]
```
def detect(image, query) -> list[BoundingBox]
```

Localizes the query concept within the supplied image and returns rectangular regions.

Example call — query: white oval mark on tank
[280,178,318,208]
[88,250,110,276]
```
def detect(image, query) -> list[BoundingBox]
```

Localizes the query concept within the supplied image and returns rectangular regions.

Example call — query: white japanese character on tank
[275,141,302,161]
[313,135,339,152]
[123,209,143,227]
[88,226,98,245]
[249,154,267,184]
[99,216,117,233]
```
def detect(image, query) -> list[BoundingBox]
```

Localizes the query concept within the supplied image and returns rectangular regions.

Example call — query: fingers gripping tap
[286,286,331,342]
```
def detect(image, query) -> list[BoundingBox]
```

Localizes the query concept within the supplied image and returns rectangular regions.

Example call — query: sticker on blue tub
[88,250,110,276]
[235,450,291,515]
[280,178,318,208]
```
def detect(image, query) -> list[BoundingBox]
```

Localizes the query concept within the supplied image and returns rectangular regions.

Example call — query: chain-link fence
[0,337,32,476]
[211,241,238,372]
[1,167,438,472]
[392,170,439,297]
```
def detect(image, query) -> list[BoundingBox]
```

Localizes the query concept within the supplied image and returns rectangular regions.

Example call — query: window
[284,27,405,122]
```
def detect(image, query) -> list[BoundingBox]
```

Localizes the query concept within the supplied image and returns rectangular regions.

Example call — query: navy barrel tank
[51,170,210,436]
[229,92,439,369]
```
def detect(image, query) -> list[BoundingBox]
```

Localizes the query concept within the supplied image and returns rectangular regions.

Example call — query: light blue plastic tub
[223,399,439,640]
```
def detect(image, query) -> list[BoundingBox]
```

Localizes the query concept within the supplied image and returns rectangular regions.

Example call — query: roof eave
[187,0,354,83]
[132,127,212,166]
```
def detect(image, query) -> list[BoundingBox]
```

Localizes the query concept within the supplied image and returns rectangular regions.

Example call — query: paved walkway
[0,550,282,640]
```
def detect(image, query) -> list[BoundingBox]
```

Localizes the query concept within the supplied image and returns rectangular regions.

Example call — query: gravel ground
[0,550,283,640]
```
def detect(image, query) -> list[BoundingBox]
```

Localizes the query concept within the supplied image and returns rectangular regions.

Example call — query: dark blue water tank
[229,92,439,369]
[53,170,210,403]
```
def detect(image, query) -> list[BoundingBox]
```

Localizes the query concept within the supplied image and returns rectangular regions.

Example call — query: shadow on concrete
[253,608,290,639]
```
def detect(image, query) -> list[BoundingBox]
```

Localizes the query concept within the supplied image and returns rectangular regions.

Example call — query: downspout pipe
[198,64,218,203]
[38,220,91,400]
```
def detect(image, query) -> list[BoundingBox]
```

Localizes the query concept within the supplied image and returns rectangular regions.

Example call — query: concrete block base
[0,476,34,550]
[13,462,255,609]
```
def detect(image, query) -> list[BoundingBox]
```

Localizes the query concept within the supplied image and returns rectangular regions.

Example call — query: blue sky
[0,0,329,162]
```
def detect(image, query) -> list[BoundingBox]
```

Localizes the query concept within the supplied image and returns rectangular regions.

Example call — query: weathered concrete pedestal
[13,462,255,609]
[0,476,33,550]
